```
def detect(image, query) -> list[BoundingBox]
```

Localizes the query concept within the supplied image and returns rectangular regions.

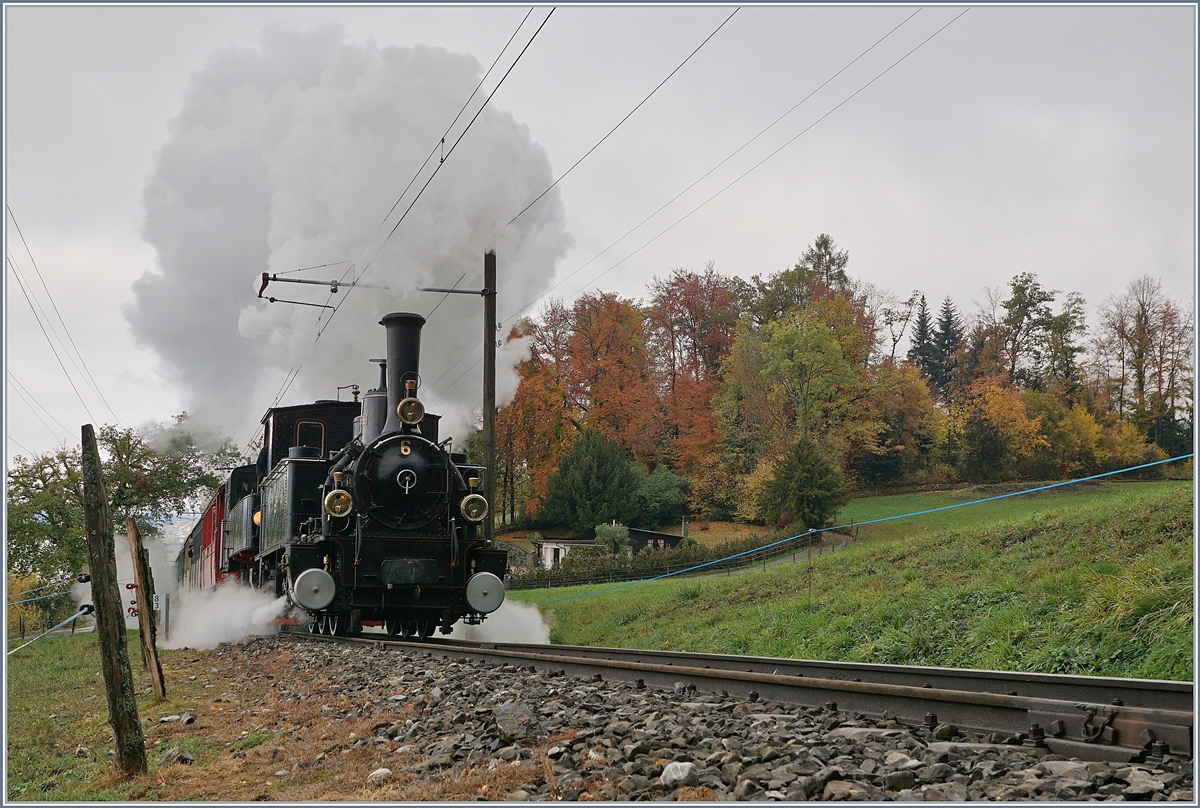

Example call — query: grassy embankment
[512,481,1194,681]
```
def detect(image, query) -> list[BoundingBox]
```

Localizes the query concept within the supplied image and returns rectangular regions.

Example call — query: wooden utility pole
[483,250,497,545]
[81,425,147,776]
[125,518,165,699]
[416,250,498,544]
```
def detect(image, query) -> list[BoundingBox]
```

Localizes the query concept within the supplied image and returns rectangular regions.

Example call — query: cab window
[295,421,326,456]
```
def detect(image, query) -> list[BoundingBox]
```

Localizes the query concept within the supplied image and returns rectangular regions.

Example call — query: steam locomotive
[175,312,507,638]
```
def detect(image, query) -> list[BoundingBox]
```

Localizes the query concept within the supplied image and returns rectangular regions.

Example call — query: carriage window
[295,421,326,455]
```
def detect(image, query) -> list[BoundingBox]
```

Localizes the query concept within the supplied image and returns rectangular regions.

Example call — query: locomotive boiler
[177,312,507,638]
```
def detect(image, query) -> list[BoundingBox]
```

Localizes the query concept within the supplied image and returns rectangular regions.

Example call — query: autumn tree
[501,303,585,519]
[758,295,874,442]
[644,264,739,476]
[1092,276,1193,454]
[850,362,945,490]
[948,378,1047,481]
[743,234,851,326]
[998,272,1057,387]
[567,292,663,465]
[880,289,920,363]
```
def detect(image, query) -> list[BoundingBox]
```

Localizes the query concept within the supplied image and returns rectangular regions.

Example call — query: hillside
[512,481,1193,681]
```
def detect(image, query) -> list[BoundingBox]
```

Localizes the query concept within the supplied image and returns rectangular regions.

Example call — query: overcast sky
[4,4,1196,468]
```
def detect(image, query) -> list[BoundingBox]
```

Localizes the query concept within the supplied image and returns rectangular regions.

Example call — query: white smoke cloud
[126,24,572,445]
[160,586,286,650]
[457,598,550,644]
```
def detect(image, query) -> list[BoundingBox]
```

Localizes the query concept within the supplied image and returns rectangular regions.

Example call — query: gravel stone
[198,635,1195,803]
[660,761,700,788]
[157,747,194,768]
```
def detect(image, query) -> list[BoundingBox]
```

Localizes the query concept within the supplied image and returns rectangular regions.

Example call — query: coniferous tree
[906,295,937,378]
[539,429,643,533]
[762,438,850,530]
[931,296,964,397]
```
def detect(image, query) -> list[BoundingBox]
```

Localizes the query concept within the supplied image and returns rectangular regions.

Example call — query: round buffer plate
[292,568,336,611]
[465,571,505,613]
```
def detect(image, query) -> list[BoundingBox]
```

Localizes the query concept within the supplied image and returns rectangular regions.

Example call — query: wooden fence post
[125,518,165,699]
[81,425,147,776]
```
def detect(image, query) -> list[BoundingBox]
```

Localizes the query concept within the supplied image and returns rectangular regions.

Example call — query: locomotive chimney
[380,312,425,437]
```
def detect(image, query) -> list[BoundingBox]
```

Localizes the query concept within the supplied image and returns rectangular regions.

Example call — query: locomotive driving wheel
[416,619,435,639]
[328,611,344,636]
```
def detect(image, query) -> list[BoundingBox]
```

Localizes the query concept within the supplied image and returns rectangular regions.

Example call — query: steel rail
[286,632,1192,763]
[435,640,1194,712]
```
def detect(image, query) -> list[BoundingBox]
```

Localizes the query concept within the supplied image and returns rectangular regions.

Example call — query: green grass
[838,480,1150,544]
[513,481,1194,680]
[5,631,213,801]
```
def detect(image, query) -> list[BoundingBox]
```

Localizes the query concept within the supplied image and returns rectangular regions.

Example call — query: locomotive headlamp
[397,396,425,425]
[460,493,489,522]
[253,510,261,526]
[324,489,354,517]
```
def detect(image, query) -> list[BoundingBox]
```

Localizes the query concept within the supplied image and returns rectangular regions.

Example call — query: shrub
[633,466,691,528]
[595,523,630,555]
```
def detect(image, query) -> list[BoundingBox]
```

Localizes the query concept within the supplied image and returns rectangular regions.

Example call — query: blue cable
[535,452,1194,605]
[6,576,133,608]
[5,590,77,607]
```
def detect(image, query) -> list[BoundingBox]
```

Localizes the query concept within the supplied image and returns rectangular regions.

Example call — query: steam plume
[127,24,571,445]
[457,599,551,644]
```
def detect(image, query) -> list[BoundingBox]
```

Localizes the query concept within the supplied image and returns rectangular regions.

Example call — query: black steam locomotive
[176,312,507,638]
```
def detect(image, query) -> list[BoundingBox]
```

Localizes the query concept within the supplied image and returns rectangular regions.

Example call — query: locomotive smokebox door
[292,568,336,611]
[466,571,505,613]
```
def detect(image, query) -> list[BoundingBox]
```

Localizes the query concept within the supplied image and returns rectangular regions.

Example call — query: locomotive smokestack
[380,312,425,437]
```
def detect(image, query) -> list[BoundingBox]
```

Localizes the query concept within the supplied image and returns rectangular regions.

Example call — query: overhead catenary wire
[250,8,540,354]
[7,434,34,456]
[561,5,974,302]
[247,9,553,446]
[7,248,109,417]
[275,261,352,276]
[505,6,740,228]
[7,373,72,443]
[6,206,125,425]
[8,369,73,436]
[241,362,306,451]
[377,7,537,232]
[500,6,925,319]
[425,272,468,319]
[6,255,99,424]
[423,7,945,402]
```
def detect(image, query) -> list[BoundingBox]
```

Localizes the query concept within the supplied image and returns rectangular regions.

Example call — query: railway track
[293,632,1193,764]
